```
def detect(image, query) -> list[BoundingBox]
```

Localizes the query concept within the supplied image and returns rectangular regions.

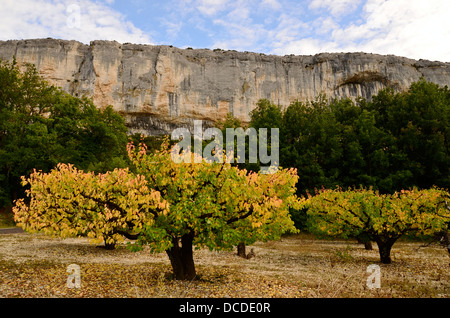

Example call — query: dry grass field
[0,232,448,298]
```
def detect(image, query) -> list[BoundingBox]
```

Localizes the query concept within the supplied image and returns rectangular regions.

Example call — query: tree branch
[227,210,253,224]
[116,230,141,240]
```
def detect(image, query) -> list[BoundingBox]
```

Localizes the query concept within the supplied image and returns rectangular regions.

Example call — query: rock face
[1,38,450,135]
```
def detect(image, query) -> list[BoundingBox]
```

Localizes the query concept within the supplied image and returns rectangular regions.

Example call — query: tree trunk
[237,242,246,258]
[364,241,373,250]
[356,234,373,250]
[376,240,395,264]
[103,242,116,250]
[436,230,449,248]
[103,235,116,250]
[166,233,196,280]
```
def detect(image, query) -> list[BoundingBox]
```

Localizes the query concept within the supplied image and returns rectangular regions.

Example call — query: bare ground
[0,232,448,298]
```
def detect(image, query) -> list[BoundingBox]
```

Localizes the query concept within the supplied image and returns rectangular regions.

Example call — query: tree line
[242,80,449,196]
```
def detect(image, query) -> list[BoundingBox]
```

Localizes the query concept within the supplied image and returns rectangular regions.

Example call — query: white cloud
[9,0,447,62]
[315,17,340,35]
[273,38,337,56]
[261,0,282,10]
[309,0,363,17]
[184,0,450,62]
[195,0,228,16]
[206,1,262,51]
[343,0,450,61]
[212,18,264,51]
[272,0,450,62]
[0,0,152,44]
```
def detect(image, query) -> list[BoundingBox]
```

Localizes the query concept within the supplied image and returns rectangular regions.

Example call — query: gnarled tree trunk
[435,230,450,255]
[364,241,373,250]
[237,242,247,258]
[356,235,373,250]
[166,233,196,280]
[375,238,396,264]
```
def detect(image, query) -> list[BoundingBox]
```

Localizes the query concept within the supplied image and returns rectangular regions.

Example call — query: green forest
[241,81,450,195]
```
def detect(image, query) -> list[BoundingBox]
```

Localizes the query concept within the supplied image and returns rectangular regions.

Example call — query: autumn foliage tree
[14,140,299,280]
[127,139,299,280]
[13,164,168,249]
[303,187,450,263]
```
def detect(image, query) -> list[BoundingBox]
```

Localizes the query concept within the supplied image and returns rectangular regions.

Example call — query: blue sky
[1,0,449,62]
[108,0,366,51]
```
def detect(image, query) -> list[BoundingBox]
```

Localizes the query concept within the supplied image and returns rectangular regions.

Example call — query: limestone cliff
[1,38,450,135]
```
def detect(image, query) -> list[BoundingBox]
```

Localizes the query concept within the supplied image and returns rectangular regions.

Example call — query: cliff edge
[1,38,449,135]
